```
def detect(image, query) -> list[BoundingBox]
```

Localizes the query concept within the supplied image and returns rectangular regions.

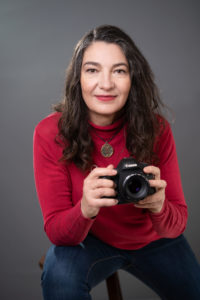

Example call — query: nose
[98,71,115,90]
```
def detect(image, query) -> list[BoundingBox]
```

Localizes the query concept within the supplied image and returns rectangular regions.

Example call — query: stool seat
[39,255,123,300]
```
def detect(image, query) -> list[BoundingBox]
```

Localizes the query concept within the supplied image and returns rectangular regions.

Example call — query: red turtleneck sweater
[33,112,187,249]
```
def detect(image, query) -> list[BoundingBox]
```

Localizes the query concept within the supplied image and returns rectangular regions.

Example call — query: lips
[95,95,117,101]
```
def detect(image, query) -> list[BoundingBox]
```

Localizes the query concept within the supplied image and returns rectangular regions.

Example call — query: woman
[33,25,200,299]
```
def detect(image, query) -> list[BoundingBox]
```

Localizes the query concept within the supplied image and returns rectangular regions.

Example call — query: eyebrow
[83,62,129,68]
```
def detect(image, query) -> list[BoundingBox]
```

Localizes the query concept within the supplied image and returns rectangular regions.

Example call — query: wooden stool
[39,255,123,300]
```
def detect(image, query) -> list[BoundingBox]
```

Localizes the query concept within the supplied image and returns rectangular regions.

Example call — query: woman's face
[80,41,131,126]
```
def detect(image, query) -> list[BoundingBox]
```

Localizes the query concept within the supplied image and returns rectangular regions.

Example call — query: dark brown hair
[54,25,165,170]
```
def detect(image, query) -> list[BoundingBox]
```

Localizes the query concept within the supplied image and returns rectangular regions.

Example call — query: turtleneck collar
[88,117,126,144]
[88,117,124,132]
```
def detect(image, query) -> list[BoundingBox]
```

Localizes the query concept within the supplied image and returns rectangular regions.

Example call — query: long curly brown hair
[54,25,165,171]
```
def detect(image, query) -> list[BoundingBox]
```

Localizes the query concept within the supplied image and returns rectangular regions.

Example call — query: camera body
[103,157,155,204]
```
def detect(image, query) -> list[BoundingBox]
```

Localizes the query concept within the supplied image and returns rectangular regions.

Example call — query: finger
[143,166,160,180]
[94,198,118,207]
[96,187,117,198]
[93,178,116,189]
[107,164,115,169]
[149,179,167,190]
[134,200,163,210]
[89,167,117,179]
[137,190,163,205]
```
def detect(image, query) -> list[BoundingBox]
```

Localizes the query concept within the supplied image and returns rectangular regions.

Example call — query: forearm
[149,120,188,238]
[150,199,188,238]
[44,201,95,246]
[33,125,95,246]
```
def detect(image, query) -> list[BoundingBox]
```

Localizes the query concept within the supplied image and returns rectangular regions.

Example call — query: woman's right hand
[81,164,118,219]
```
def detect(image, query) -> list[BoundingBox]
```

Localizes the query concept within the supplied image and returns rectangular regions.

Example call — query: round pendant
[101,142,114,157]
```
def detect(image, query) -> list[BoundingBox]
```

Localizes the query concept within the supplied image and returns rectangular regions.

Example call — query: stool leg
[106,272,123,300]
[39,254,45,269]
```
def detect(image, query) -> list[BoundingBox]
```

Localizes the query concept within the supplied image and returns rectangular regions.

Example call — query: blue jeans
[41,234,200,299]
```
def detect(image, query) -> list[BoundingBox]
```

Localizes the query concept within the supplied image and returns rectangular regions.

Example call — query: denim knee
[41,245,91,300]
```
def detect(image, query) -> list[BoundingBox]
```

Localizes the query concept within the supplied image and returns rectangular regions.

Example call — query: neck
[89,111,123,127]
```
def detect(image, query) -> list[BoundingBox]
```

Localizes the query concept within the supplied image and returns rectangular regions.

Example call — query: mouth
[95,95,117,101]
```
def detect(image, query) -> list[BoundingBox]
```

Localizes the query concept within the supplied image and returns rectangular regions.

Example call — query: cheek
[81,79,95,96]
[119,80,131,97]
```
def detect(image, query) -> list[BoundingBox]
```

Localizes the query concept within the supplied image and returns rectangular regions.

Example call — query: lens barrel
[123,174,149,202]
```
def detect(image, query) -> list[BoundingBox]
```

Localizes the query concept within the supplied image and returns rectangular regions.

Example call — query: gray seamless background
[1,1,200,299]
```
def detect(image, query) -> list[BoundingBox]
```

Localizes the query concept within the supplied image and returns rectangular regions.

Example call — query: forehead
[82,41,128,64]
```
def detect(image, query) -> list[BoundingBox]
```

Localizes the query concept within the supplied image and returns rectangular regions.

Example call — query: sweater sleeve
[33,121,94,246]
[149,121,188,238]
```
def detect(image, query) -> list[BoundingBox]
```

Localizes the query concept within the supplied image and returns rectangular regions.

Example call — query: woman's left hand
[134,166,167,214]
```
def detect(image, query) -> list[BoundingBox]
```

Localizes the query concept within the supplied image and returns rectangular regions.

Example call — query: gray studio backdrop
[1,1,200,299]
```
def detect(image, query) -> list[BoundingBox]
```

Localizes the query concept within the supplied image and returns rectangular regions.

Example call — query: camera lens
[127,178,142,194]
[124,174,149,202]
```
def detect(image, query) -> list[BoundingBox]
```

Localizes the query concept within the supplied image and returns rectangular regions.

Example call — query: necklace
[91,124,124,158]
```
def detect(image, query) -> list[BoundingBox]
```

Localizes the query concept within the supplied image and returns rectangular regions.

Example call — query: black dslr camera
[103,158,155,204]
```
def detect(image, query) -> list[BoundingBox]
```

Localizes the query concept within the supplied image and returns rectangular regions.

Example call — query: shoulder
[156,114,171,140]
[34,112,62,140]
[155,115,176,163]
[33,112,64,159]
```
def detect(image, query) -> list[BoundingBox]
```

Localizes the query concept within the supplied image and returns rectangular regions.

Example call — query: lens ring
[123,174,149,201]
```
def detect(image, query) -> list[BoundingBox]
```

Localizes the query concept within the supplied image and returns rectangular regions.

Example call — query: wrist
[149,207,162,214]
[81,201,98,219]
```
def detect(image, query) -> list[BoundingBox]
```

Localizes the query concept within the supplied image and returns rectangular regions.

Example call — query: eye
[114,69,127,74]
[86,68,98,73]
